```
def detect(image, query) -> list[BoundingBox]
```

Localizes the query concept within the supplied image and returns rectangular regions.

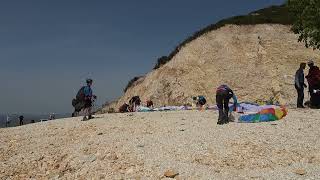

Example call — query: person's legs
[300,88,305,107]
[309,86,314,106]
[82,108,88,121]
[223,96,230,124]
[295,85,304,108]
[216,93,224,125]
[88,107,93,119]
[82,99,93,121]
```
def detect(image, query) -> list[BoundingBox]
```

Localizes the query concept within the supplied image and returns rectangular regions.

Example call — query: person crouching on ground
[216,85,238,125]
[295,63,307,108]
[192,96,207,110]
[82,79,97,121]
[129,96,141,112]
[146,99,154,108]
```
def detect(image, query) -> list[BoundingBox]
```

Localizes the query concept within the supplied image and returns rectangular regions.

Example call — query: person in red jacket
[306,60,320,108]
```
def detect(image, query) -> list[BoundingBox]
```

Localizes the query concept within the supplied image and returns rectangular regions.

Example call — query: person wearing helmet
[216,85,238,125]
[82,79,97,121]
[192,96,207,110]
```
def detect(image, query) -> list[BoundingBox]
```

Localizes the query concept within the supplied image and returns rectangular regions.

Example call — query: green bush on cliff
[287,0,320,50]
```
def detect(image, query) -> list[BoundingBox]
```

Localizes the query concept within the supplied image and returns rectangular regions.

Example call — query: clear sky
[1,0,285,114]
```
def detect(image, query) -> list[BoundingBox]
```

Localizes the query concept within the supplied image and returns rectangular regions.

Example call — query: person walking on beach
[295,63,307,108]
[216,85,238,125]
[82,79,97,121]
[19,115,24,126]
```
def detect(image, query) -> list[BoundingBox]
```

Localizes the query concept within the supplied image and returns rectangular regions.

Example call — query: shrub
[124,76,143,93]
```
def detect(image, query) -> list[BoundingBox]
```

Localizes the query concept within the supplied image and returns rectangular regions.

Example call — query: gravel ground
[1,109,320,179]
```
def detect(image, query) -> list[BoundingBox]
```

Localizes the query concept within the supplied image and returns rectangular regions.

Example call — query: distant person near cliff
[6,115,10,127]
[216,85,238,125]
[146,100,154,108]
[129,96,141,112]
[295,63,307,108]
[19,115,24,126]
[306,60,320,108]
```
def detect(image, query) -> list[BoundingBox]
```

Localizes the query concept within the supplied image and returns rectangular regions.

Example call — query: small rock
[108,152,118,160]
[126,168,134,174]
[87,155,97,162]
[97,132,103,135]
[179,129,185,132]
[294,169,306,175]
[137,144,145,148]
[164,170,179,178]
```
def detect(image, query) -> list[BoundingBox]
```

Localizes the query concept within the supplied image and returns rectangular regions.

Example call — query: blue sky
[0,0,285,114]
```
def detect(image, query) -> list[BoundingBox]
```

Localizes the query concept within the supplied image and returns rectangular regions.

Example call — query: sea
[0,113,71,128]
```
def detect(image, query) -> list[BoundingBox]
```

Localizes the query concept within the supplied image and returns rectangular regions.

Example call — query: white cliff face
[105,24,320,111]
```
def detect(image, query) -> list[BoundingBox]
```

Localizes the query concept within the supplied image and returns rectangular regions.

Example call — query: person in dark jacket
[19,115,24,126]
[306,60,320,108]
[129,96,141,112]
[216,85,238,125]
[295,63,307,108]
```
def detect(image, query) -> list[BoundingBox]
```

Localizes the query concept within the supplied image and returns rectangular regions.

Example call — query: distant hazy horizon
[0,113,70,128]
[1,0,285,114]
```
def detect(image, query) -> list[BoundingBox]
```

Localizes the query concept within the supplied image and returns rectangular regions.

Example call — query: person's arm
[299,71,306,88]
[295,71,301,89]
[232,94,238,110]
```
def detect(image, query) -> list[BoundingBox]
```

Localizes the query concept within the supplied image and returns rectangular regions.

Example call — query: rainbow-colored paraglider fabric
[239,106,287,123]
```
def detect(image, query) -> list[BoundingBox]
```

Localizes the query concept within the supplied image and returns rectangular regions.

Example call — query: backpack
[119,103,129,113]
[72,86,86,107]
[76,86,86,101]
[198,96,206,104]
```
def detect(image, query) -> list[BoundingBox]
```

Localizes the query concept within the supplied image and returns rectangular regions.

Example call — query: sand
[1,109,320,179]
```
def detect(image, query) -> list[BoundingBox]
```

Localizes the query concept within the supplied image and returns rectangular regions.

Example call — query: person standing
[19,115,24,126]
[216,85,238,125]
[82,79,97,121]
[6,115,10,127]
[295,63,307,108]
[306,60,320,107]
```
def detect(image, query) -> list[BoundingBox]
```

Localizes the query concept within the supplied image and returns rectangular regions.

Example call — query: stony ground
[1,109,320,179]
[105,24,320,112]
